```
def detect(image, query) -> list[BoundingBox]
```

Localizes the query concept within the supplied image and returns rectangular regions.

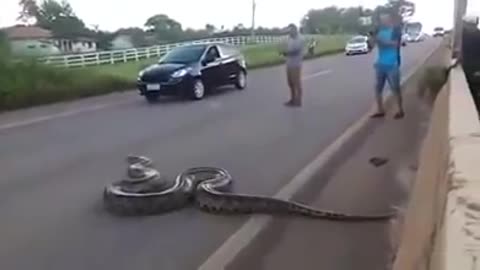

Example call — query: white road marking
[0,102,124,131]
[303,69,332,80]
[0,67,330,132]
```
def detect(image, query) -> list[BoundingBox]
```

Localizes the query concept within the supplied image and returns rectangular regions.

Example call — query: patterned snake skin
[103,155,396,221]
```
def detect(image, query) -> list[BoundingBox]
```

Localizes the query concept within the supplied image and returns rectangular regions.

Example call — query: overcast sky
[2,0,476,33]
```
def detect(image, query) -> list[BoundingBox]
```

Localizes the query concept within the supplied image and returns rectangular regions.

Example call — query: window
[40,44,47,48]
[349,36,367,43]
[159,45,206,64]
[219,45,239,57]
[27,44,36,49]
[206,46,220,59]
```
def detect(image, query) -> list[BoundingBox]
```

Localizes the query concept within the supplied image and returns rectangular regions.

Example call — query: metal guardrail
[39,35,323,68]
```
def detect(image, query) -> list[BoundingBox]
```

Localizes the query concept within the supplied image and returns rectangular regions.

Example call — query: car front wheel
[190,79,205,100]
[234,70,247,90]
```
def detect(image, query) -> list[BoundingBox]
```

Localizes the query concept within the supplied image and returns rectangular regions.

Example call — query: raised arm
[376,27,401,48]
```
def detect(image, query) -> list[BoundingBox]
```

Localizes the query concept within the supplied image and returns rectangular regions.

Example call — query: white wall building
[54,38,97,54]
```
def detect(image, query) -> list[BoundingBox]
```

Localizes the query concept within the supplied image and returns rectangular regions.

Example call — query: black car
[137,43,248,102]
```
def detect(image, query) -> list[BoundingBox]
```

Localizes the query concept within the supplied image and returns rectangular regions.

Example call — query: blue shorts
[375,65,401,95]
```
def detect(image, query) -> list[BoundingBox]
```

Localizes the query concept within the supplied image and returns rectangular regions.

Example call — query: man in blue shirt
[371,13,404,119]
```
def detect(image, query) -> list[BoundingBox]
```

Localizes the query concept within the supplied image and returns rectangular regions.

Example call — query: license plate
[146,84,161,91]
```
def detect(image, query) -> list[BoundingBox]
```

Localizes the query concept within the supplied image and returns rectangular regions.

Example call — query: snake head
[126,163,160,183]
[127,164,148,179]
[126,155,153,167]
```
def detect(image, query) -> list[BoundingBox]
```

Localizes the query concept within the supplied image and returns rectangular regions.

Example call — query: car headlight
[240,59,246,67]
[171,69,189,78]
[137,70,144,80]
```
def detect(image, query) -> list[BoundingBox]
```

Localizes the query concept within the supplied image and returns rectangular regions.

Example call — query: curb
[198,41,444,270]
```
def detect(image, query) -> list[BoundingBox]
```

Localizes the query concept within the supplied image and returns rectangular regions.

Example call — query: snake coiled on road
[103,155,396,221]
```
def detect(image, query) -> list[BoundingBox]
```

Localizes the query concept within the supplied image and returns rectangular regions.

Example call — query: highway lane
[0,39,439,270]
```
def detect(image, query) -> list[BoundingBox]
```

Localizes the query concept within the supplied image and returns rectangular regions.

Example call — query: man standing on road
[371,13,405,119]
[282,24,305,107]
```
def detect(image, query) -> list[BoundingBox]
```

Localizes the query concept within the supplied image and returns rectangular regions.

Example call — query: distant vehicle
[345,35,371,55]
[405,22,422,34]
[137,44,247,102]
[407,32,425,43]
[433,27,445,37]
[404,22,425,43]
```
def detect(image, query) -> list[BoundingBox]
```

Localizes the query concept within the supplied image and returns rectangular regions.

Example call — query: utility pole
[251,0,256,40]
[452,0,468,58]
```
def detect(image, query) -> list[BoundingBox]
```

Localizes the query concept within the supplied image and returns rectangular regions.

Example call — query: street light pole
[453,0,468,58]
[251,0,256,40]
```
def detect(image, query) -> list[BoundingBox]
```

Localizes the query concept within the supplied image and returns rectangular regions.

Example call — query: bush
[0,60,132,111]
[0,31,134,111]
[0,35,348,111]
[417,65,451,105]
[0,30,11,63]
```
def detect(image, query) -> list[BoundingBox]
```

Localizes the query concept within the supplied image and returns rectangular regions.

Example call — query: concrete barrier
[393,66,480,270]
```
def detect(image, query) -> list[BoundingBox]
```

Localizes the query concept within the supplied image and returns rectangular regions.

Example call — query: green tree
[116,27,148,47]
[18,0,39,24]
[36,0,74,25]
[0,31,11,62]
[371,0,415,26]
[388,0,415,22]
[302,6,364,34]
[90,30,114,50]
[18,0,89,38]
[145,14,183,42]
[341,7,365,33]
[37,0,88,38]
[205,24,215,35]
[232,23,250,35]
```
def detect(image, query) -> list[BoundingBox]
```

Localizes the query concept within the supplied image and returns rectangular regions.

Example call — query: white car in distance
[345,35,371,56]
[433,27,445,37]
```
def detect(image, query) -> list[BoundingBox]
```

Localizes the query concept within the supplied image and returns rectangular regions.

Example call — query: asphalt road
[0,39,439,270]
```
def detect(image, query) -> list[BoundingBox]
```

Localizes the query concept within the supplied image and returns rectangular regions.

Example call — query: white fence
[39,35,293,68]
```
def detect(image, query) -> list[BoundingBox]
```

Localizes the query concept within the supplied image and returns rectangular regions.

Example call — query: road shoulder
[225,82,433,270]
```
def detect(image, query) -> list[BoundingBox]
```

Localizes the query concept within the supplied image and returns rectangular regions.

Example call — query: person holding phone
[281,24,305,107]
[371,12,404,119]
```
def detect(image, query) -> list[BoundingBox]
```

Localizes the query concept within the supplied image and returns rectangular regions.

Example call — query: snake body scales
[103,156,396,221]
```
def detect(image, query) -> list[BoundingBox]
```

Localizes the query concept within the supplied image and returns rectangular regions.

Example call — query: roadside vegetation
[92,35,349,80]
[0,32,132,111]
[0,34,347,112]
[417,64,453,105]
[1,0,415,111]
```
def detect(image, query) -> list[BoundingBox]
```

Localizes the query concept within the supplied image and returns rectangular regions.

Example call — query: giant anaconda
[103,155,396,221]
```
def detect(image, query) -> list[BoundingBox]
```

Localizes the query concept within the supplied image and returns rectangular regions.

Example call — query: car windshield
[159,45,206,64]
[349,37,366,43]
